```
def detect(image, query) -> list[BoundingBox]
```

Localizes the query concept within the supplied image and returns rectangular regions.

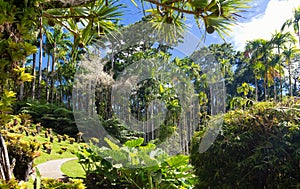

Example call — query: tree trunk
[50,41,56,103]
[280,77,283,101]
[273,76,276,102]
[46,52,51,102]
[0,135,12,181]
[264,73,267,101]
[31,53,37,100]
[37,17,43,100]
[277,46,282,101]
[288,62,292,96]
[255,76,258,101]
[293,76,297,96]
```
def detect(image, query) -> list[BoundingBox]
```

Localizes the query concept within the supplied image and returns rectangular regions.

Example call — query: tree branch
[43,12,93,19]
[144,0,201,16]
[53,18,79,36]
[164,0,184,5]
[41,0,95,9]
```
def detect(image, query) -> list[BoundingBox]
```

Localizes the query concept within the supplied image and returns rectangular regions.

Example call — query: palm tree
[43,31,53,102]
[31,52,37,100]
[270,31,296,100]
[282,46,300,96]
[259,40,274,101]
[37,16,43,100]
[44,26,72,103]
[281,6,300,48]
[268,53,281,101]
[43,0,123,62]
[245,40,265,101]
[246,39,277,101]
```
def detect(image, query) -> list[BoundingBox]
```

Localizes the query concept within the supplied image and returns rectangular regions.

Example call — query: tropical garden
[0,0,300,188]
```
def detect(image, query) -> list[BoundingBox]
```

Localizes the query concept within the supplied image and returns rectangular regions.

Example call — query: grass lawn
[24,131,83,165]
[22,129,88,179]
[61,159,85,178]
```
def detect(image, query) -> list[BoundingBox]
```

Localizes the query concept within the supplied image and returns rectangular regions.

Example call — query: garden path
[34,158,77,179]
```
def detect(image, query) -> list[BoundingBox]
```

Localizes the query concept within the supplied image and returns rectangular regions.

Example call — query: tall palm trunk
[293,77,297,96]
[255,76,258,101]
[31,53,36,100]
[50,41,56,103]
[277,46,283,101]
[288,61,292,96]
[273,74,276,102]
[46,51,51,102]
[37,17,43,100]
[264,68,268,101]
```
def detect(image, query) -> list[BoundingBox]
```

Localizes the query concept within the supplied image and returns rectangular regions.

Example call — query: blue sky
[119,0,300,51]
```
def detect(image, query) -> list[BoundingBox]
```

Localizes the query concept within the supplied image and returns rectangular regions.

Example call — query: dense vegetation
[0,0,300,188]
[191,99,300,188]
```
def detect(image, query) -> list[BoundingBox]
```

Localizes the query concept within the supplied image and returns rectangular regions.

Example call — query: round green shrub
[190,101,300,188]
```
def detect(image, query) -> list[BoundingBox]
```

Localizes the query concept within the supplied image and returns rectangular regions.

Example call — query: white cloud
[228,0,300,51]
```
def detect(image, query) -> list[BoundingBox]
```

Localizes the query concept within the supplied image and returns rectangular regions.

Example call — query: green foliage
[76,138,196,188]
[0,90,16,125]
[16,101,78,137]
[190,99,300,188]
[237,82,254,96]
[1,114,41,181]
[0,177,85,189]
[0,0,38,89]
[102,118,144,143]
[40,178,85,189]
[0,178,28,189]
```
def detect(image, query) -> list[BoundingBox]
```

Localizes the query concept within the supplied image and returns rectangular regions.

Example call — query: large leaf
[124,137,144,147]
[166,154,189,167]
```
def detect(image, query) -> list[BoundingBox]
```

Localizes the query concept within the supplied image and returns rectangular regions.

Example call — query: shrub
[40,178,85,189]
[4,132,41,181]
[76,138,196,188]
[2,114,41,181]
[0,178,28,189]
[190,100,300,188]
[68,137,75,144]
[15,101,79,137]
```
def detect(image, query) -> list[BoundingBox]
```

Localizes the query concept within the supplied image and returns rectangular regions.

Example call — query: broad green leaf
[124,138,144,147]
[166,154,189,167]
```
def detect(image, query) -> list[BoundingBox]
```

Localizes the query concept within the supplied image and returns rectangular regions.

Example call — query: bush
[190,100,300,188]
[76,138,196,188]
[2,115,41,181]
[15,101,79,137]
[0,178,28,189]
[0,178,86,189]
[40,178,85,189]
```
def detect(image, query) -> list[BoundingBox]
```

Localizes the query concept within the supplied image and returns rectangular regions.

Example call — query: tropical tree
[43,0,123,61]
[281,6,300,47]
[245,40,265,101]
[44,25,72,102]
[42,0,250,40]
[268,53,281,101]
[37,16,44,100]
[282,45,300,96]
[0,0,38,99]
[270,31,296,99]
[141,0,250,38]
